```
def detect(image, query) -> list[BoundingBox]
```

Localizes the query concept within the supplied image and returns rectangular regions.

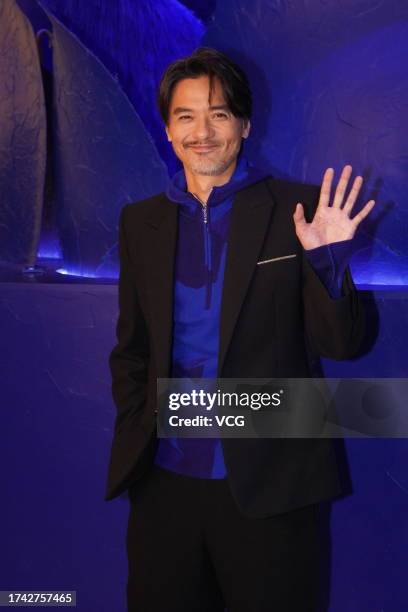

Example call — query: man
[105,47,375,611]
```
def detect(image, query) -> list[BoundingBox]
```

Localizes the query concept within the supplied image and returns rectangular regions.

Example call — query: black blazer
[105,176,365,518]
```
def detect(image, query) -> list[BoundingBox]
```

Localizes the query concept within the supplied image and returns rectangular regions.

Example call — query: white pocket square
[256,254,297,265]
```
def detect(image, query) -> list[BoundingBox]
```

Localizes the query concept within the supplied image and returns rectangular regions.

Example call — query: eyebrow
[172,104,230,115]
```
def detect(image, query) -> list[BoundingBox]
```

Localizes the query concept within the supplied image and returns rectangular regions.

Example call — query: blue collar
[166,154,270,208]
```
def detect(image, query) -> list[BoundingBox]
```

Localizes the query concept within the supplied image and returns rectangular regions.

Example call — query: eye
[213,112,228,119]
[178,115,192,121]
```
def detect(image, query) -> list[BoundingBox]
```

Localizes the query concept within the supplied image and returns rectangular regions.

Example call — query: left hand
[293,165,375,250]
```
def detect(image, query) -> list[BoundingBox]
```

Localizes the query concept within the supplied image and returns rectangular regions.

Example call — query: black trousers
[126,464,320,612]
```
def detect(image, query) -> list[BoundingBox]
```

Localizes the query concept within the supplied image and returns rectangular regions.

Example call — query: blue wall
[5,0,407,285]
[0,0,46,265]
[204,0,408,288]
[1,285,407,611]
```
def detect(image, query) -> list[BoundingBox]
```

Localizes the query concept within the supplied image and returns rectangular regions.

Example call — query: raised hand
[293,165,375,250]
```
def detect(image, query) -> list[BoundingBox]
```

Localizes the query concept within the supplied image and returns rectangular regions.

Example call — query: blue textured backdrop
[0,0,46,265]
[4,0,407,285]
[41,0,205,176]
[203,0,408,287]
[44,9,169,278]
[1,285,407,612]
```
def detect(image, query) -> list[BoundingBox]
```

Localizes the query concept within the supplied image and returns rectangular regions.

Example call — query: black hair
[158,47,252,125]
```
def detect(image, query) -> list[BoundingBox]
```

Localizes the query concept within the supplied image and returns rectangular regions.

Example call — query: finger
[352,200,376,226]
[293,202,307,227]
[332,164,352,208]
[317,167,334,209]
[343,175,364,215]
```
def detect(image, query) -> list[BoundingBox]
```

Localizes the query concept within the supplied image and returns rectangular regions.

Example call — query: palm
[294,165,375,250]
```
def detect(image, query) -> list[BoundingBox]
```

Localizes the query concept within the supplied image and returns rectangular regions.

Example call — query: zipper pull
[202,203,208,224]
[191,192,209,224]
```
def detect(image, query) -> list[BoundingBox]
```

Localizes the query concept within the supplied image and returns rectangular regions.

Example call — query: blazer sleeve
[109,205,150,432]
[300,185,366,360]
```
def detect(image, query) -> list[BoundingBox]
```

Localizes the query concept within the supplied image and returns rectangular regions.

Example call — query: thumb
[293,202,306,227]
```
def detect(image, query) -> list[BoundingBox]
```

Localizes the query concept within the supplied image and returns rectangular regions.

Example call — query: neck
[184,159,237,204]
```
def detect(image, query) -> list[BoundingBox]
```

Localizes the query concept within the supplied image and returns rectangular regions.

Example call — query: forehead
[169,75,226,110]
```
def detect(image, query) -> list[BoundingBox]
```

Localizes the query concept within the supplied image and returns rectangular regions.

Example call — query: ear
[242,118,251,139]
[165,125,172,142]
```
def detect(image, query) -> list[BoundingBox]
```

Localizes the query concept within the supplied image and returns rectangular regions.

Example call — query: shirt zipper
[204,206,211,308]
[202,201,208,224]
[192,194,211,308]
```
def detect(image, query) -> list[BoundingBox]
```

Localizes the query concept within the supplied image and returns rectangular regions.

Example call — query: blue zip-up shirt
[154,156,357,478]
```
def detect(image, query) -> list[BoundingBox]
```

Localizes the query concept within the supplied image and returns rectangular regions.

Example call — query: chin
[188,156,237,177]
[191,165,226,176]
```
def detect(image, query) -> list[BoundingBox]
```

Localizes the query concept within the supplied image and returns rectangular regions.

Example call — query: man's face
[165,75,250,177]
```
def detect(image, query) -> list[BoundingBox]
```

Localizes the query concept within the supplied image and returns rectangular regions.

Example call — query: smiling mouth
[188,145,219,153]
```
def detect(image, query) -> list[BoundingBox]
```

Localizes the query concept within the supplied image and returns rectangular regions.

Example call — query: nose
[191,115,215,141]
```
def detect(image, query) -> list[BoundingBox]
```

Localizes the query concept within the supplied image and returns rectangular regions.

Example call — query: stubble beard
[185,146,239,177]
[190,155,236,176]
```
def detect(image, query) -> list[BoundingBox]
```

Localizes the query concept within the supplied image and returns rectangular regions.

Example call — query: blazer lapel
[143,197,178,378]
[217,179,275,376]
